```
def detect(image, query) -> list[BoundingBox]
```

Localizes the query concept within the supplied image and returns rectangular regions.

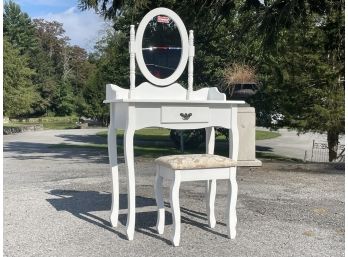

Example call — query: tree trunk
[327,130,339,162]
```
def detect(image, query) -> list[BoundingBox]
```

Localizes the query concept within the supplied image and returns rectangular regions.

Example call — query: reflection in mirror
[142,15,182,79]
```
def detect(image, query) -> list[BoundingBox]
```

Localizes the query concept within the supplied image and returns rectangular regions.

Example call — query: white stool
[154,154,238,246]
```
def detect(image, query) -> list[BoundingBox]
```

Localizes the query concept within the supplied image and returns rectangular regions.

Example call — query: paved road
[256,128,345,161]
[3,129,344,257]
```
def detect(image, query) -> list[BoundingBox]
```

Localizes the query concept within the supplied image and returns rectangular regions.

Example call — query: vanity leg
[227,106,239,239]
[124,127,136,241]
[229,107,239,161]
[227,167,238,239]
[108,104,119,227]
[205,127,215,154]
[205,127,216,227]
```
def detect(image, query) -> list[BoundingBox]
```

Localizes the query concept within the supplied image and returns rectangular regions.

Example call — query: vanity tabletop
[103,99,246,104]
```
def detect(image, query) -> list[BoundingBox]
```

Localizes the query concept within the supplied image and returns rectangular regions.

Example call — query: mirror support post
[129,25,136,99]
[187,30,194,100]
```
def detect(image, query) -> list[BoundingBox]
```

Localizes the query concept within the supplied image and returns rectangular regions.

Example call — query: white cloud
[16,0,69,7]
[36,7,111,52]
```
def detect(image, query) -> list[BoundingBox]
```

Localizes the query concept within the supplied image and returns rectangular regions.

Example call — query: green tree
[73,30,129,122]
[3,2,57,116]
[250,0,345,161]
[80,0,344,162]
[33,19,98,117]
[32,19,74,116]
[4,1,98,119]
[29,48,58,116]
[3,37,40,117]
[81,55,110,123]
[67,45,96,94]
[54,81,75,116]
[4,0,38,54]
[33,19,70,76]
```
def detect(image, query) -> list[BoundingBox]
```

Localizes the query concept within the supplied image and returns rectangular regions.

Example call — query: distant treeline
[3,1,107,122]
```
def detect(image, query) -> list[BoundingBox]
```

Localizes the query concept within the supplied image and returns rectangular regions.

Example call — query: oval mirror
[142,15,181,79]
[136,8,188,86]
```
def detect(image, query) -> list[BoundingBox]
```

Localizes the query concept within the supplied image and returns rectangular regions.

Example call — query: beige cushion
[155,154,237,170]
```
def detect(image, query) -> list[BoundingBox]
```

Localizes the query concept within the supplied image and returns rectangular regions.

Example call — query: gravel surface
[4,129,345,257]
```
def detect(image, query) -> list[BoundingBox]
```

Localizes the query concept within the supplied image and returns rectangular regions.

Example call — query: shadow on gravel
[3,141,112,163]
[256,145,273,152]
[46,189,227,242]
[55,134,107,145]
[46,190,165,242]
[47,190,156,213]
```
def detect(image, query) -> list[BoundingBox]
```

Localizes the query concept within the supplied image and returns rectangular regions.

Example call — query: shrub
[170,129,205,150]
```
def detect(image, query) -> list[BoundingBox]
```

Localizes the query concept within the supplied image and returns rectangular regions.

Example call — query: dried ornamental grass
[223,63,257,86]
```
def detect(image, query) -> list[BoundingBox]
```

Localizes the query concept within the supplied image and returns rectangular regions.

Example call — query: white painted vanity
[104,7,260,241]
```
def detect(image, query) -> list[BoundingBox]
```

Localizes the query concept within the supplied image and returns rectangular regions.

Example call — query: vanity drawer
[161,106,210,123]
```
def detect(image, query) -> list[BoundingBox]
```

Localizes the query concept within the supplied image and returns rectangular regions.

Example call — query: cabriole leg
[108,105,119,227]
[205,127,217,228]
[170,173,181,247]
[206,180,216,228]
[155,166,165,234]
[124,128,135,241]
[227,167,238,239]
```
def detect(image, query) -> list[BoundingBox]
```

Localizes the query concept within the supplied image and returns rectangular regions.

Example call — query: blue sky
[13,0,110,51]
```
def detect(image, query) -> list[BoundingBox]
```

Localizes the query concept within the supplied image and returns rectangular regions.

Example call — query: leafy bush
[170,129,205,150]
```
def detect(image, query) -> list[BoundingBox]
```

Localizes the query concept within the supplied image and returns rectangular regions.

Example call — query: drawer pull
[180,113,192,120]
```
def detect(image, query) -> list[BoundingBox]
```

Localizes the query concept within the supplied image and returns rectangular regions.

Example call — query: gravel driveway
[3,129,344,257]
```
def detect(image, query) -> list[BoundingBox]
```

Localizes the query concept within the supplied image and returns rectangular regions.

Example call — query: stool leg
[227,167,238,239]
[155,166,165,234]
[170,172,181,246]
[205,180,216,228]
[108,125,119,227]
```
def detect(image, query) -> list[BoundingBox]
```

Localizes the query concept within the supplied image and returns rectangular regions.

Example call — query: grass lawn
[41,122,78,130]
[52,127,295,161]
[4,116,80,130]
[3,123,24,127]
[255,130,281,140]
[4,122,78,130]
[95,128,281,141]
[96,128,172,141]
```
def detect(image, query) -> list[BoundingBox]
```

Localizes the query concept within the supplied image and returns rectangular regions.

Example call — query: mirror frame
[135,8,189,86]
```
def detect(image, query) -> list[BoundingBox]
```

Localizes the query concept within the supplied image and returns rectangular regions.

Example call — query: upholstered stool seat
[155,154,237,170]
[154,154,239,246]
